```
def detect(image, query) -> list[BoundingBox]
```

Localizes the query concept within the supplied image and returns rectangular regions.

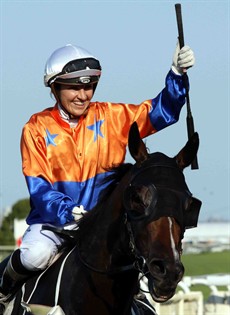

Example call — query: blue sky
[0,0,229,222]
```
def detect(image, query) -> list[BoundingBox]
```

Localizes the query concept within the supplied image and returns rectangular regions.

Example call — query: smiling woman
[45,45,101,119]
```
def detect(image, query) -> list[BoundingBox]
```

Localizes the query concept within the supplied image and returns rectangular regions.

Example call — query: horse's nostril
[150,259,184,280]
[151,259,166,275]
[176,262,185,280]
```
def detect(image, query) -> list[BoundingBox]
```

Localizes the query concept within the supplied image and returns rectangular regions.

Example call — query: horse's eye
[123,184,157,220]
[129,188,147,214]
[132,193,144,205]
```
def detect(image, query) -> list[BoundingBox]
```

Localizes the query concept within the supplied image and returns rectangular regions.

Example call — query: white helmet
[44,44,102,87]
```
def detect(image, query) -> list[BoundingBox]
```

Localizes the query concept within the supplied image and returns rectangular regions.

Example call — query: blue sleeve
[25,176,76,225]
[149,70,187,131]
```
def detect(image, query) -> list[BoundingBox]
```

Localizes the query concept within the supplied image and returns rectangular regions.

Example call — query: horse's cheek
[135,222,157,257]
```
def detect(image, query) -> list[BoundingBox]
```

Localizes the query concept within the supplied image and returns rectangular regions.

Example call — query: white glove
[72,205,87,222]
[171,41,195,75]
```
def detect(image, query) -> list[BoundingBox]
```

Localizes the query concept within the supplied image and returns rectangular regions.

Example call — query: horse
[4,122,201,315]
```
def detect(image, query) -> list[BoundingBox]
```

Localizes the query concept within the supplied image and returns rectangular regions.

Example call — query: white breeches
[19,224,65,271]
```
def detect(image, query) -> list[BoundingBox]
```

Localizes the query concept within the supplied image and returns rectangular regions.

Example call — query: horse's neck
[81,209,127,263]
[79,180,133,271]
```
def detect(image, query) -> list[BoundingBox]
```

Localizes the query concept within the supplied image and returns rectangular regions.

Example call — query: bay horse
[5,122,201,315]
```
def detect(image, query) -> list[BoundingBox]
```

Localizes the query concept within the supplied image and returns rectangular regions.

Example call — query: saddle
[3,246,73,315]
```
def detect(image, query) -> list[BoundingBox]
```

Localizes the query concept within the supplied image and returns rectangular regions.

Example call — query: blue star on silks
[45,129,58,147]
[87,118,105,142]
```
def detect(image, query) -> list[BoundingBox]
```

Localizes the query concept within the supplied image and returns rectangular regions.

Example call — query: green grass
[182,251,230,275]
[179,250,230,301]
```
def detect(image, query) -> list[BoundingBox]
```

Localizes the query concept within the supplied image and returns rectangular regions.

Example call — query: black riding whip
[175,3,199,169]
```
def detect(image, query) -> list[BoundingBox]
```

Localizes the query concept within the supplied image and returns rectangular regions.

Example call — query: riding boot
[0,249,33,315]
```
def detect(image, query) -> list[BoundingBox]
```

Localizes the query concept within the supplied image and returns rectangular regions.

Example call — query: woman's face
[56,84,94,117]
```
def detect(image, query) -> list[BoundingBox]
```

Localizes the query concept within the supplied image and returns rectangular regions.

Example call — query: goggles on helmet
[62,58,101,74]
[49,58,101,86]
[55,75,100,86]
[52,58,100,86]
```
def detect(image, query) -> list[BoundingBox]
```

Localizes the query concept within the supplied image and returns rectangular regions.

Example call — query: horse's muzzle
[147,258,184,302]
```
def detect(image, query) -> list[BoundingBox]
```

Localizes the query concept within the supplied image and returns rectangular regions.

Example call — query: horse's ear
[128,122,148,164]
[175,132,199,170]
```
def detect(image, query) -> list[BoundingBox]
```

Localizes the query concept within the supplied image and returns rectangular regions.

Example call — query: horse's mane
[99,163,133,200]
[78,163,133,227]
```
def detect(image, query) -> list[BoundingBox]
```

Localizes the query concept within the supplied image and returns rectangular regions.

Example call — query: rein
[76,214,146,276]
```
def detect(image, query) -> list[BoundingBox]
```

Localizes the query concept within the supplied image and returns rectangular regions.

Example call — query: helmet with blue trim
[44,44,102,87]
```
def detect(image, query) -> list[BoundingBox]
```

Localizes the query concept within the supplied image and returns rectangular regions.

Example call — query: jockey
[0,42,195,314]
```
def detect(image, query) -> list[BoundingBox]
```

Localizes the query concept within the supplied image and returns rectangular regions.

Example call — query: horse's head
[123,122,202,303]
